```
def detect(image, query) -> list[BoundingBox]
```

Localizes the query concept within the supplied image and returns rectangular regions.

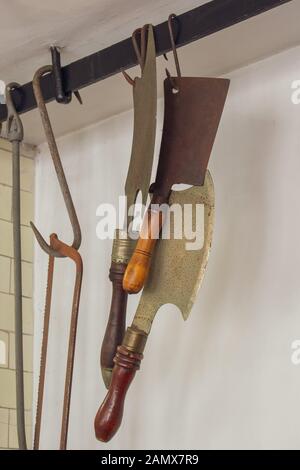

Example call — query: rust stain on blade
[153,77,229,197]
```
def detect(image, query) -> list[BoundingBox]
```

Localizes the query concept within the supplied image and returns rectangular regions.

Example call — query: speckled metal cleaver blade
[125,24,157,211]
[132,170,215,334]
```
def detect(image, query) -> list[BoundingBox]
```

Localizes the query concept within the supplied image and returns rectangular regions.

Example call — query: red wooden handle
[100,262,128,388]
[95,326,147,442]
[95,345,142,442]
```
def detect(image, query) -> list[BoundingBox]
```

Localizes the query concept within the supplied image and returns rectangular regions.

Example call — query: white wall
[34,44,300,450]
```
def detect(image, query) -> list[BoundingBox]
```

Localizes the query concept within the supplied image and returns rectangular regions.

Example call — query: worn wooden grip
[100,262,128,388]
[123,201,165,294]
[95,345,143,442]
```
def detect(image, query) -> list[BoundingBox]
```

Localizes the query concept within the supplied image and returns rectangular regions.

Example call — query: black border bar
[0,0,292,122]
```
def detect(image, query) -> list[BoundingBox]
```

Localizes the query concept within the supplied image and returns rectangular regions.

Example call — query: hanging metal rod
[0,0,292,123]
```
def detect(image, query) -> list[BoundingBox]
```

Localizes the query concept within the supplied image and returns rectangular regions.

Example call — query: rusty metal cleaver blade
[124,24,157,212]
[133,170,215,333]
[152,77,229,197]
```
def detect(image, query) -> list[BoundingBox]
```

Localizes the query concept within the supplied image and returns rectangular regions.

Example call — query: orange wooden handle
[123,203,165,293]
[94,345,142,442]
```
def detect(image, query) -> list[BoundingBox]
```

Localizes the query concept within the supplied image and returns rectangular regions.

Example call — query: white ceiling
[0,0,206,85]
[1,0,300,144]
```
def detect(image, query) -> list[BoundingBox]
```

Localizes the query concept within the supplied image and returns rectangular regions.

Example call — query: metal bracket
[50,46,82,105]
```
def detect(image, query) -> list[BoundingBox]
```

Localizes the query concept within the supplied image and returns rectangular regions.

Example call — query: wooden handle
[100,262,128,388]
[123,196,167,293]
[95,345,143,442]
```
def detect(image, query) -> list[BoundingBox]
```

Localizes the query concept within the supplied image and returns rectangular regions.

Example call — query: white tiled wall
[0,137,35,449]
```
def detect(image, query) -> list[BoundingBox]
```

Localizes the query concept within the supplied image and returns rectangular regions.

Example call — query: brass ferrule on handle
[122,326,148,354]
[111,230,137,264]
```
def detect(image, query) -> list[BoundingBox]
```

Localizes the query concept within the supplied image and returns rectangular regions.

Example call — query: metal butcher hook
[122,24,149,86]
[30,65,81,257]
[165,14,181,91]
[6,82,27,450]
[31,65,83,450]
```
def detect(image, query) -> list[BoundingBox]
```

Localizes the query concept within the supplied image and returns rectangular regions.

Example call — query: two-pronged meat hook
[123,15,181,90]
[122,25,149,86]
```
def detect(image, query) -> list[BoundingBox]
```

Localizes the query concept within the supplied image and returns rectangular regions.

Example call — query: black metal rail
[0,0,292,122]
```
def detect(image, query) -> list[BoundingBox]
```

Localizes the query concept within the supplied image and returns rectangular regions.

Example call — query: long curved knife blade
[125,24,157,214]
